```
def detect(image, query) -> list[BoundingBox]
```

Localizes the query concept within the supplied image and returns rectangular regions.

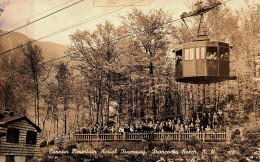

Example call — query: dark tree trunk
[57,118,59,137]
[203,84,206,113]
[152,92,156,122]
[89,96,92,125]
[105,94,109,126]
[76,104,80,127]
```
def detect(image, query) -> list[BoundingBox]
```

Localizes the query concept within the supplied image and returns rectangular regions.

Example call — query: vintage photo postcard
[0,0,259,161]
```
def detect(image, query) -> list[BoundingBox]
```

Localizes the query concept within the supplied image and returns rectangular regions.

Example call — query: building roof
[0,116,41,132]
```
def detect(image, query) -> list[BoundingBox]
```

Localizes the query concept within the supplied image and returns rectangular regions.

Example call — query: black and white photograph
[0,0,259,161]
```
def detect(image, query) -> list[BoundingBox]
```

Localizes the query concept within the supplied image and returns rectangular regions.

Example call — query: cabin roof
[0,116,41,132]
[174,40,229,51]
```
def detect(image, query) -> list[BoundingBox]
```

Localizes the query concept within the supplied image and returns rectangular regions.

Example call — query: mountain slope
[0,31,68,61]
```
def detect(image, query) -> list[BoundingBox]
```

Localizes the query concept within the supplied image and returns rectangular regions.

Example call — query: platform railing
[74,130,229,143]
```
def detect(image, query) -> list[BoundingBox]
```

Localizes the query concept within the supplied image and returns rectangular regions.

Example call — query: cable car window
[201,47,205,59]
[176,50,182,64]
[196,47,200,59]
[207,47,217,60]
[185,49,190,60]
[190,48,195,60]
[220,47,224,59]
[224,48,229,60]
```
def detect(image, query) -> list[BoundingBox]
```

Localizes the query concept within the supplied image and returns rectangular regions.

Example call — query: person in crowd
[177,118,181,125]
[180,124,184,133]
[124,124,130,133]
[75,127,80,134]
[205,125,211,132]
[171,123,175,132]
[208,112,212,127]
[202,113,207,128]
[119,125,124,133]
[189,122,195,132]
[195,115,200,129]
[111,126,115,134]
[135,121,139,130]
[190,117,194,126]
[148,121,153,132]
[196,127,200,133]
[93,126,97,133]
[103,126,109,133]
[154,123,158,132]
[161,128,165,133]
[183,117,188,126]
[184,124,188,132]
[175,123,180,133]
[82,127,87,134]
[217,109,223,128]
[173,117,177,124]
[159,123,164,132]
[115,125,119,133]
[201,126,204,132]
[164,122,169,132]
[143,123,148,133]
[137,124,142,133]
[130,124,134,133]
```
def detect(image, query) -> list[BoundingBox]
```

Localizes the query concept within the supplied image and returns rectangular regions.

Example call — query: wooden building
[0,112,41,162]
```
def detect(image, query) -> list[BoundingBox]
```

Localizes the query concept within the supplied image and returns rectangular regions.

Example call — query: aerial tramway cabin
[174,40,235,84]
[0,110,41,162]
[173,1,236,84]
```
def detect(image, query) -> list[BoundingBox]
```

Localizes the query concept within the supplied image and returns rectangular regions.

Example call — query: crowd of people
[74,110,225,134]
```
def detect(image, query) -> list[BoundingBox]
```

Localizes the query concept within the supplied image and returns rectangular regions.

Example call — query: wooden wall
[0,120,40,156]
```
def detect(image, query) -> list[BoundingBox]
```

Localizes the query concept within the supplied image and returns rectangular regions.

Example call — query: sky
[0,0,258,45]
